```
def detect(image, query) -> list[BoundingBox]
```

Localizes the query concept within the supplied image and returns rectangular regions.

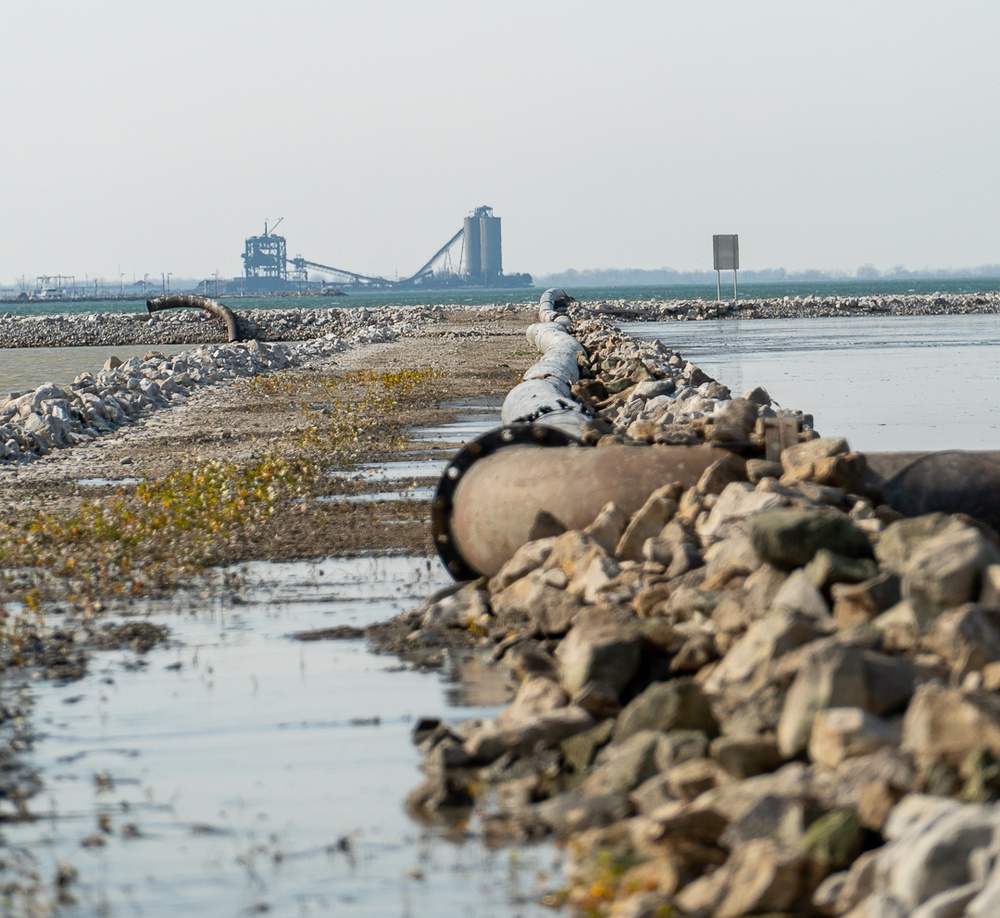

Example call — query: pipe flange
[431,424,582,580]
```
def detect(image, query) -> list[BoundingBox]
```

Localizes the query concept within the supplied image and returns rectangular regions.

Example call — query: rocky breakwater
[587,290,1000,323]
[390,304,1000,916]
[0,302,532,349]
[0,305,439,463]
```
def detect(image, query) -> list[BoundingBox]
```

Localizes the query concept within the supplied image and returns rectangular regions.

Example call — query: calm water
[1,344,192,395]
[624,312,1000,453]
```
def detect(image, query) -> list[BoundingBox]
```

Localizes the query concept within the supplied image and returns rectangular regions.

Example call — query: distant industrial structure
[236,206,531,294]
[0,207,531,302]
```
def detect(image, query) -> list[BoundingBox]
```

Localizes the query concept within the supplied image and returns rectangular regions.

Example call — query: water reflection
[625,313,1000,452]
[9,556,560,916]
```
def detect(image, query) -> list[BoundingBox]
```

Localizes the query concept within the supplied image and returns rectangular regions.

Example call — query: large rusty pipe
[432,426,731,578]
[432,427,1000,580]
[146,295,243,343]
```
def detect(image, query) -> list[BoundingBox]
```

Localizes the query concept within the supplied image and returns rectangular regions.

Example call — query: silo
[480,215,502,280]
[463,216,482,278]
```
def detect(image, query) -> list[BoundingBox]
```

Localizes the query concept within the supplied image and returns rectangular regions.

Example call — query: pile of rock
[568,313,813,448]
[587,290,1000,323]
[398,307,1000,916]
[0,302,532,349]
[0,315,420,463]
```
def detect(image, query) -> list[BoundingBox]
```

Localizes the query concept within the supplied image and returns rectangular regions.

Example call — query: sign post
[712,234,740,303]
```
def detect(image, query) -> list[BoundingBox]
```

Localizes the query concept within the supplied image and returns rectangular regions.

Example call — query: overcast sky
[2,1,998,285]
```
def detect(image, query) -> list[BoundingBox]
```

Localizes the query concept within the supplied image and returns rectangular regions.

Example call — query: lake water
[624,312,1000,453]
[1,344,192,396]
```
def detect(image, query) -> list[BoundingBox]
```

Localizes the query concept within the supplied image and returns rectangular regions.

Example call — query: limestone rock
[663,757,723,802]
[772,568,833,623]
[462,705,594,763]
[613,679,718,744]
[902,684,1000,770]
[857,795,1000,915]
[750,506,873,570]
[675,837,816,918]
[875,513,960,575]
[805,548,879,593]
[560,719,615,774]
[504,675,568,720]
[777,642,869,758]
[698,482,785,545]
[710,397,760,442]
[928,603,1000,678]
[556,609,641,697]
[781,436,867,491]
[616,484,681,562]
[711,735,784,779]
[545,530,624,603]
[582,501,629,556]
[901,523,1000,629]
[582,729,665,795]
[533,790,633,837]
[832,571,901,628]
[746,457,783,483]
[491,568,585,636]
[488,537,555,593]
[695,453,748,495]
[808,706,899,768]
[704,609,827,699]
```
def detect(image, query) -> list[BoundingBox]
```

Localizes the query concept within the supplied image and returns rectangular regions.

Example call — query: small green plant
[0,366,444,625]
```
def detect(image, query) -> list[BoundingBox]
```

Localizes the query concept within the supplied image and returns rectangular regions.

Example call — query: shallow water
[0,343,191,395]
[334,487,437,504]
[352,460,450,483]
[625,313,1000,452]
[408,415,498,444]
[8,556,560,916]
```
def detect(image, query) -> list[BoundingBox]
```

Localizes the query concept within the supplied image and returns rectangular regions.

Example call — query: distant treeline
[534,265,1000,287]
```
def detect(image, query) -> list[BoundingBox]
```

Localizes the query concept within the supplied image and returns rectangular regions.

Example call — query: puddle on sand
[331,487,436,504]
[408,413,498,443]
[8,556,561,917]
[350,459,449,483]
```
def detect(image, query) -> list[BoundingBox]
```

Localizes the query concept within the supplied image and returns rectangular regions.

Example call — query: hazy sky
[2,1,998,284]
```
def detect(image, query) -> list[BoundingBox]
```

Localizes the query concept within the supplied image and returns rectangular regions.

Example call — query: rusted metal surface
[432,425,730,579]
[146,295,243,343]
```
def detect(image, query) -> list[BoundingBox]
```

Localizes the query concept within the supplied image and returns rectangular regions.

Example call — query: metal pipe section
[499,288,590,437]
[864,451,1000,527]
[432,425,731,579]
[432,430,1000,580]
[146,295,243,343]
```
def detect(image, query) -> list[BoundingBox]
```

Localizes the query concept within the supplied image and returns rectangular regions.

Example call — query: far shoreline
[1,292,1000,351]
